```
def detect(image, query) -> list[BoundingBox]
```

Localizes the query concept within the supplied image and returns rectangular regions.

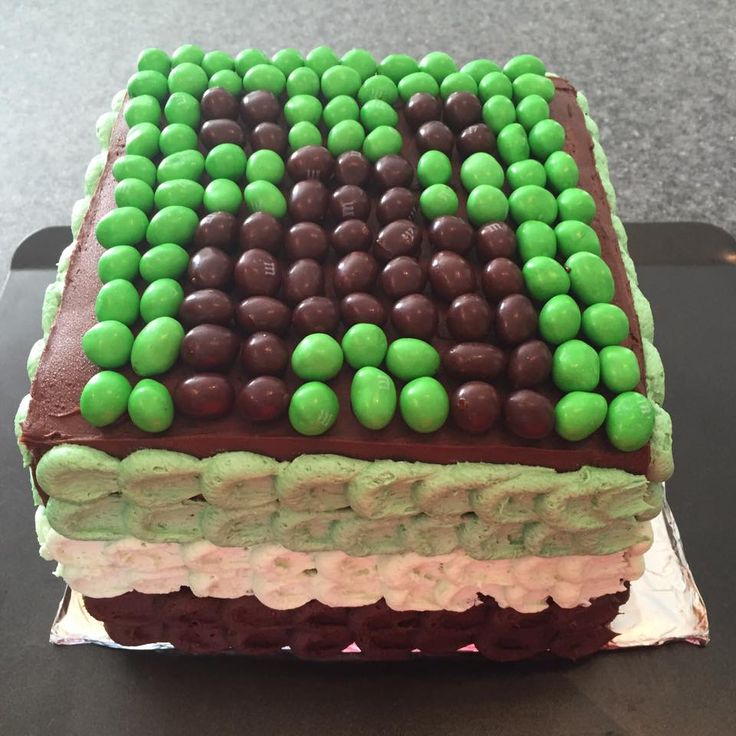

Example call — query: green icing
[36,445,119,502]
[276,455,365,511]
[84,152,107,196]
[46,496,127,540]
[95,110,117,149]
[346,460,428,519]
[41,282,62,336]
[119,449,201,507]
[200,505,276,547]
[200,452,282,510]
[70,196,91,238]
[110,88,127,113]
[126,499,207,543]
[643,339,665,404]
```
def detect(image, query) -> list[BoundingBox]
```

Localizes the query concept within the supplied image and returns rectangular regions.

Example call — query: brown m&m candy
[457,123,495,158]
[285,222,329,261]
[428,250,475,302]
[195,212,238,251]
[333,251,379,296]
[240,331,288,375]
[507,339,552,388]
[481,257,523,301]
[181,324,240,371]
[239,212,284,255]
[451,381,500,433]
[496,294,538,345]
[288,179,329,223]
[282,258,324,304]
[240,90,280,126]
[334,150,371,186]
[236,296,291,335]
[446,293,493,341]
[179,289,234,328]
[292,296,339,335]
[376,187,417,224]
[374,219,421,261]
[286,145,334,182]
[188,247,234,290]
[476,222,516,262]
[330,185,371,221]
[416,121,454,155]
[428,216,474,254]
[443,91,482,132]
[504,389,555,439]
[237,376,290,422]
[341,293,386,326]
[234,248,281,296]
[201,87,239,121]
[405,92,443,129]
[373,155,413,190]
[330,219,372,254]
[250,122,288,155]
[174,374,234,419]
[392,293,438,339]
[380,256,425,299]
[443,342,506,381]
[199,119,244,149]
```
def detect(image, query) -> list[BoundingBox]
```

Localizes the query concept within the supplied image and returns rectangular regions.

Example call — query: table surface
[1,0,735,289]
[1,224,735,736]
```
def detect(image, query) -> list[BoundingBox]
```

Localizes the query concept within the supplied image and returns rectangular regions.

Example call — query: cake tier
[83,587,629,660]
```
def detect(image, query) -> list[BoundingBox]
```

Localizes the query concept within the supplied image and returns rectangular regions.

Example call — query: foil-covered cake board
[49,493,709,656]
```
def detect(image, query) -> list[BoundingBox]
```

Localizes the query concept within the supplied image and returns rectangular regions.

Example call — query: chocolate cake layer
[23,77,649,474]
[83,587,629,660]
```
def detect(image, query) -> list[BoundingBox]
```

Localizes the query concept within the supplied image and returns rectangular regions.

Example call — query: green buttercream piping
[110,88,126,113]
[119,449,202,508]
[201,452,283,510]
[36,445,119,502]
[70,196,91,239]
[84,152,107,196]
[276,455,365,511]
[347,460,430,519]
[95,110,117,149]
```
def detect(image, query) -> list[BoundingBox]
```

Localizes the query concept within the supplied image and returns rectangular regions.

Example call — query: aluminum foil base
[49,495,710,655]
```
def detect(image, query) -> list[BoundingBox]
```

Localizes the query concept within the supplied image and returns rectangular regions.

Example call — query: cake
[15,45,673,660]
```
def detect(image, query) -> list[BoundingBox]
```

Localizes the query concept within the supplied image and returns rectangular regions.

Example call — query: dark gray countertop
[1,0,734,283]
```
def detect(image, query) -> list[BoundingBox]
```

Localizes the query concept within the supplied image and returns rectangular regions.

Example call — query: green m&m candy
[131,316,184,376]
[566,251,614,305]
[95,279,139,326]
[399,376,449,433]
[362,125,403,162]
[539,294,581,344]
[398,71,439,101]
[323,95,360,128]
[600,346,641,393]
[605,392,655,451]
[124,95,161,127]
[209,69,242,96]
[80,371,132,427]
[417,150,452,187]
[555,221,601,258]
[516,220,557,262]
[461,59,501,83]
[466,184,508,226]
[419,51,457,83]
[515,94,549,131]
[202,50,234,76]
[581,303,630,346]
[513,73,555,102]
[95,206,148,248]
[126,122,160,158]
[159,123,198,156]
[146,205,199,246]
[139,278,184,322]
[164,92,201,128]
[321,64,362,99]
[552,339,600,392]
[288,381,339,436]
[460,152,504,191]
[172,44,204,67]
[127,70,168,101]
[327,119,365,155]
[82,320,134,368]
[507,159,546,191]
[503,54,546,81]
[342,48,378,81]
[139,242,189,282]
[554,391,607,442]
[272,48,304,77]
[289,121,322,149]
[98,245,141,283]
[112,155,157,188]
[205,143,247,181]
[528,119,565,160]
[440,72,477,98]
[379,53,419,84]
[154,179,205,210]
[168,62,208,98]
[245,149,285,184]
[138,48,171,76]
[386,338,440,381]
[419,184,459,218]
[351,367,397,430]
[496,122,530,164]
[482,95,516,134]
[114,178,154,213]
[558,187,597,224]
[243,64,286,95]
[522,256,570,301]
[157,149,205,183]
[305,45,339,76]
[291,333,344,380]
[360,99,398,131]
[244,181,287,218]
[128,378,174,433]
[478,71,513,102]
[545,151,579,192]
[284,94,323,126]
[341,323,388,369]
[508,184,558,225]
[287,66,320,97]
[204,178,243,214]
[358,75,399,105]
[235,48,269,76]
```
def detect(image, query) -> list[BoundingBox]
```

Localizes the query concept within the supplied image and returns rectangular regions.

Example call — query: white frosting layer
[36,507,648,614]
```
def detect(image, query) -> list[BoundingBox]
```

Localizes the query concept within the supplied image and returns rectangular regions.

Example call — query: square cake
[15,45,673,659]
